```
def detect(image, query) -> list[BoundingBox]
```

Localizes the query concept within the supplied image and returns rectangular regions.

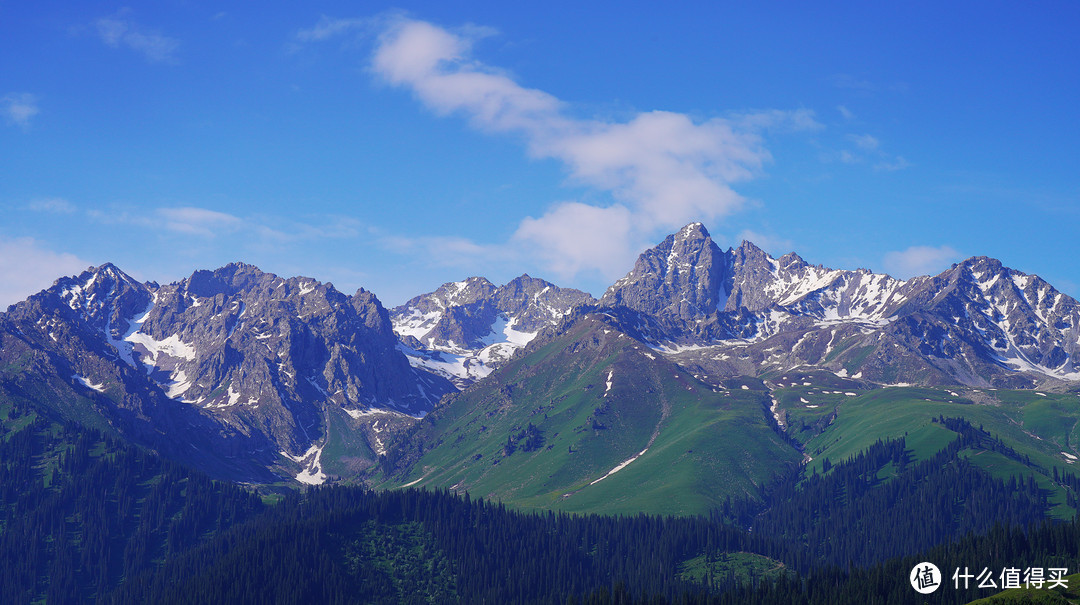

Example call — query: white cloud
[157,207,243,236]
[837,105,855,120]
[94,12,180,63]
[26,198,76,214]
[314,16,819,281]
[513,202,636,280]
[2,93,39,128]
[0,237,92,309]
[380,233,499,268]
[882,245,960,279]
[875,156,912,172]
[296,15,370,42]
[89,205,363,245]
[830,133,909,171]
[848,133,879,151]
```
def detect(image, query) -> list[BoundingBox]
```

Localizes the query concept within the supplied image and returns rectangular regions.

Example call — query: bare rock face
[600,222,729,323]
[597,222,1080,388]
[0,263,455,483]
[392,274,595,387]
[3,223,1077,486]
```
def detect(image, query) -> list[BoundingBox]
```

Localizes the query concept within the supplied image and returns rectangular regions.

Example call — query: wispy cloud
[94,11,180,64]
[847,133,879,151]
[302,16,820,281]
[2,93,39,129]
[828,132,909,172]
[88,205,361,244]
[379,233,499,268]
[0,237,91,309]
[26,198,76,214]
[874,156,911,172]
[296,15,371,43]
[883,245,960,279]
[156,207,243,236]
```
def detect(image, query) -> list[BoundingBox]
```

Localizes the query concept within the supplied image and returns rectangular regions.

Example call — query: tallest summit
[599,222,729,322]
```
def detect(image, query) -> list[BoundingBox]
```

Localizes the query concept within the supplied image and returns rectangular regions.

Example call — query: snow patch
[590,448,649,485]
[165,370,194,400]
[284,442,327,485]
[344,407,414,420]
[73,374,105,392]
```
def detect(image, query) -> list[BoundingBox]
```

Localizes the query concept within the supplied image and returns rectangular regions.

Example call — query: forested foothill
[4,392,1080,604]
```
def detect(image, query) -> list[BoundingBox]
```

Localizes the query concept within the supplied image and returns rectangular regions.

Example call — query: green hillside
[775,382,1080,518]
[376,311,1080,519]
[378,314,801,516]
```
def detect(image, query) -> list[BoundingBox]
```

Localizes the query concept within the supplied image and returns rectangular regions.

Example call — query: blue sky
[2,2,1077,308]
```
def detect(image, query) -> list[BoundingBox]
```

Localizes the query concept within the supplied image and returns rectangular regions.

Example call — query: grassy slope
[777,383,1080,518]
[384,310,1080,518]
[383,315,801,516]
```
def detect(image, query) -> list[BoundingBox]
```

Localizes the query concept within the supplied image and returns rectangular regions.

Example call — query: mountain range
[2,222,1078,502]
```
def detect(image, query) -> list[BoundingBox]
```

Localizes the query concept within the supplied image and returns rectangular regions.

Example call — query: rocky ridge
[1,263,455,483]
[391,274,595,387]
[597,223,1080,388]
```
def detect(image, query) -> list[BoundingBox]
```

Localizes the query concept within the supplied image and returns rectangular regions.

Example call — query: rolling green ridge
[780,384,1080,518]
[377,314,800,516]
[375,310,1080,523]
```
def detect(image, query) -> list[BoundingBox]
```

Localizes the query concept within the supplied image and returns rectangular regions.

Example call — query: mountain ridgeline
[0,263,453,484]
[4,222,1080,603]
[1,222,1078,496]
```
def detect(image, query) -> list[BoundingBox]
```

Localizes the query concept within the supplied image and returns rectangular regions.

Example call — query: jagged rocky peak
[432,276,498,307]
[495,274,595,332]
[600,222,729,320]
[725,240,787,312]
[391,273,596,387]
[34,263,152,335]
[184,262,263,298]
[392,273,594,346]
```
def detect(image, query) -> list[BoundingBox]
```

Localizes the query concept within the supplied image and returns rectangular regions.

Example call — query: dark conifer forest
[3,398,1079,604]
